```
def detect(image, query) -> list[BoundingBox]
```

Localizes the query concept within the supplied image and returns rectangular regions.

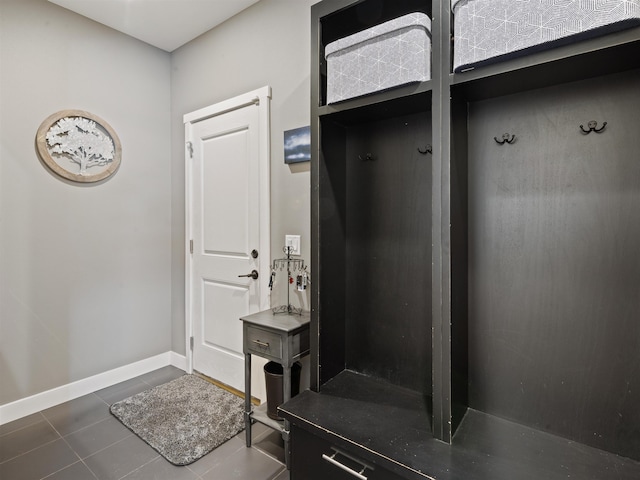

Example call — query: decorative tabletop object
[36,109,121,182]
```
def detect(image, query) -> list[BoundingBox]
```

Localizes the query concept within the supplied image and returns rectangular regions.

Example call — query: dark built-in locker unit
[279,1,640,479]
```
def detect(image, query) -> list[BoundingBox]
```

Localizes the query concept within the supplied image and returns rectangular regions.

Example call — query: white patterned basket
[325,13,431,104]
[452,0,640,72]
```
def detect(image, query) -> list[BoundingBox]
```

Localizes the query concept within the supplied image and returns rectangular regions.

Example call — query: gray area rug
[110,374,245,465]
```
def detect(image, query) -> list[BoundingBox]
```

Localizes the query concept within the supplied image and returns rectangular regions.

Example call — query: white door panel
[185,87,270,395]
[202,279,247,354]
[201,127,251,255]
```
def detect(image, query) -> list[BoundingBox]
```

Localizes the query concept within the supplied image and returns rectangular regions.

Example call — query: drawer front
[245,326,283,359]
[290,426,405,480]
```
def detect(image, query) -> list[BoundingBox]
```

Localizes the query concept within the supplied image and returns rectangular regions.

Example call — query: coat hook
[417,144,432,155]
[580,120,607,134]
[494,133,516,145]
[359,153,374,161]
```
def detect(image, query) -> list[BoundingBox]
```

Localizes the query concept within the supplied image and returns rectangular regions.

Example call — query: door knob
[238,270,259,280]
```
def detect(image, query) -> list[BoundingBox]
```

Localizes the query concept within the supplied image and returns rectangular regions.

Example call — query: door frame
[184,86,271,375]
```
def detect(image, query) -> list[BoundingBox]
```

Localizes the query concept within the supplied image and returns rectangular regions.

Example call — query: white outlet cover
[285,235,301,255]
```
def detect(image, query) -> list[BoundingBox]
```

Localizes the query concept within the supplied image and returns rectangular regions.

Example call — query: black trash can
[263,361,301,420]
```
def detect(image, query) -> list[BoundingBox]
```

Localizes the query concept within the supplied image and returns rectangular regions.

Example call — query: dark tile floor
[0,366,289,480]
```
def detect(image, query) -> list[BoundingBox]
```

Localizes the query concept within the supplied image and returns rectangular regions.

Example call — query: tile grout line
[38,459,99,480]
[71,428,135,462]
[253,444,287,466]
[116,453,162,480]
[40,403,136,479]
[41,414,89,479]
[0,412,48,438]
[0,437,61,466]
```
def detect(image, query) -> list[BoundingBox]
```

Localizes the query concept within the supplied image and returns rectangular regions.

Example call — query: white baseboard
[0,351,187,426]
[169,351,188,371]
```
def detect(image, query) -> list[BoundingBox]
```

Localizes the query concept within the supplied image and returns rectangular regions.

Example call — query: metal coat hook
[580,120,607,134]
[417,144,432,155]
[494,133,516,145]
[359,153,374,161]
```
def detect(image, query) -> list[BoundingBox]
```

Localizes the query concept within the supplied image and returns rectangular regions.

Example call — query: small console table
[240,309,310,468]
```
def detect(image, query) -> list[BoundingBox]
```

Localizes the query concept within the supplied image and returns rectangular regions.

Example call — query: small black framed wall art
[284,126,310,164]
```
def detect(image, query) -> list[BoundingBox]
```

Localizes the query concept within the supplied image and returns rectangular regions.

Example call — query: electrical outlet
[285,235,301,255]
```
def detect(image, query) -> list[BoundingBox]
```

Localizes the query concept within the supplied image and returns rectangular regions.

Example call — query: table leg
[244,353,252,447]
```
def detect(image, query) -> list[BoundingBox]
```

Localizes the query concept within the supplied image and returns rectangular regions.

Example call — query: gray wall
[0,0,315,407]
[0,0,172,405]
[170,0,315,354]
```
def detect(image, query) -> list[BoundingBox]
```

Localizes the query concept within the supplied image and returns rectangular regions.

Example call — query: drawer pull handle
[252,340,269,348]
[322,449,371,480]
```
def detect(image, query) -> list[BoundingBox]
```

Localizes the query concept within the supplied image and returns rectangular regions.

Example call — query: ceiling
[48,0,261,52]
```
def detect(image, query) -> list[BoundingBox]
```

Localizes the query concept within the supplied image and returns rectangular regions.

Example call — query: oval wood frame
[36,109,122,183]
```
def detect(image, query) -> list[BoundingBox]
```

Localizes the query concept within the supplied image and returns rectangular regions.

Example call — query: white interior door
[185,87,270,395]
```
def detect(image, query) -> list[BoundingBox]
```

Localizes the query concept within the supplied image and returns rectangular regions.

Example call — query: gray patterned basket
[452,0,640,73]
[325,12,431,104]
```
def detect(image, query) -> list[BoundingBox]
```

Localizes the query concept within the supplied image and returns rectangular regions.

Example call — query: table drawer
[245,326,282,359]
[291,426,405,480]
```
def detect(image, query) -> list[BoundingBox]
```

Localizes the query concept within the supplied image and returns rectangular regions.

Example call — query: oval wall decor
[36,110,122,183]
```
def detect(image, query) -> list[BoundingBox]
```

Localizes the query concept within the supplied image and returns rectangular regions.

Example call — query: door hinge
[190,239,193,254]
[190,336,194,351]
[186,141,193,158]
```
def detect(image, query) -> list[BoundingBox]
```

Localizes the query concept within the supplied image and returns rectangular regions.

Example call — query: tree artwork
[36,109,121,183]
[45,116,115,176]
